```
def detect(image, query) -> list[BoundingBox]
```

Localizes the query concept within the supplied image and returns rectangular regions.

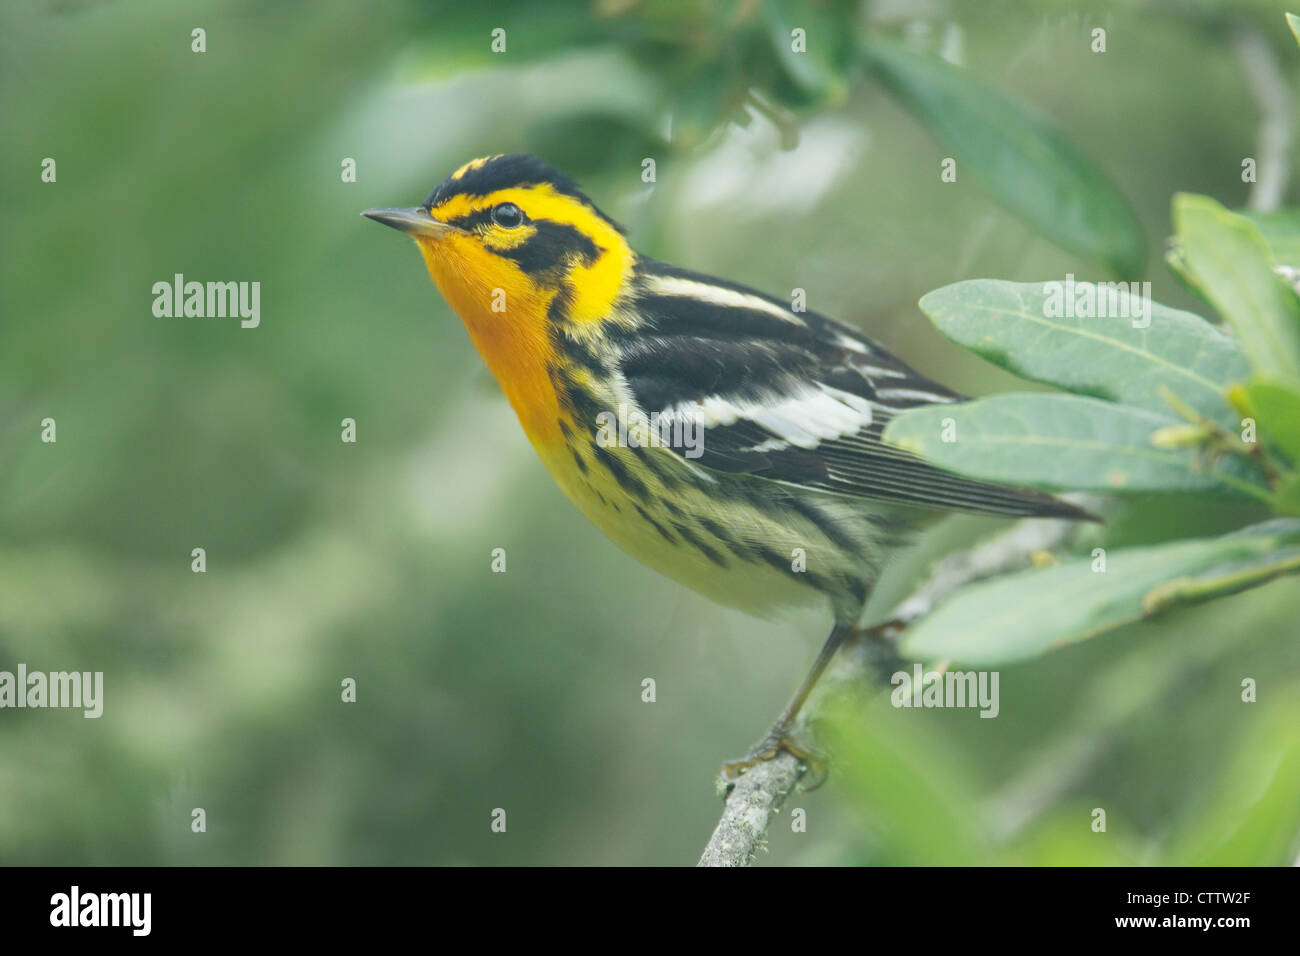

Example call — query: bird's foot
[720,724,828,790]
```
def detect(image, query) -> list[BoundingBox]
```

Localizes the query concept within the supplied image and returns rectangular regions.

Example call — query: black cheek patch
[499,221,602,282]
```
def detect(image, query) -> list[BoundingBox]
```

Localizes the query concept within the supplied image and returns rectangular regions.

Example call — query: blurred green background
[2,0,1298,865]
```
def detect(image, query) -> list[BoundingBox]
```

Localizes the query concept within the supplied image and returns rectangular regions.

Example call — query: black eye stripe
[433,212,602,279]
[444,208,495,230]
[442,205,530,231]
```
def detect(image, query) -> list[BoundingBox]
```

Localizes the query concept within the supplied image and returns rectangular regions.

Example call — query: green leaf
[665,58,740,149]
[762,0,855,103]
[882,393,1269,499]
[1241,209,1300,266]
[1273,474,1300,516]
[1167,207,1300,301]
[863,37,1145,275]
[919,280,1249,426]
[899,520,1300,666]
[1287,12,1300,47]
[1173,193,1300,385]
[1244,378,1300,463]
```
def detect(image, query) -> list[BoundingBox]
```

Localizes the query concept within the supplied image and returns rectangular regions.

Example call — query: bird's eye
[491,202,524,228]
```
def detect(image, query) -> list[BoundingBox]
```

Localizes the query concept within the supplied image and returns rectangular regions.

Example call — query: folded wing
[611,261,1095,521]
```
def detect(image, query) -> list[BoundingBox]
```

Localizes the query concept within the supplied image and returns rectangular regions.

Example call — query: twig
[697,507,1091,867]
[697,751,805,867]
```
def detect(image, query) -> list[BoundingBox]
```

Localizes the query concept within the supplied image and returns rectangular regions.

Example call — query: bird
[364,153,1095,779]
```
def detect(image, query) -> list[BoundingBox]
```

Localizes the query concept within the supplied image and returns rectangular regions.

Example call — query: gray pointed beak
[362,206,461,238]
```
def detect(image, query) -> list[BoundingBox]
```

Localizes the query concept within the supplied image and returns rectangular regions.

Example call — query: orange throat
[414,235,568,451]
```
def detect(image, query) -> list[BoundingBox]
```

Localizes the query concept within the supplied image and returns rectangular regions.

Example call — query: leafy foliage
[862,38,1145,275]
[887,394,1269,499]
[407,0,1147,273]
[900,519,1300,665]
[1172,195,1300,385]
[914,280,1250,425]
[884,188,1300,666]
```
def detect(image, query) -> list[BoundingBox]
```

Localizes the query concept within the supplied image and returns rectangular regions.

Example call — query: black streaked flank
[758,545,796,576]
[752,546,841,600]
[698,516,754,563]
[591,444,650,502]
[560,381,607,431]
[634,504,677,544]
[557,331,608,378]
[805,572,837,598]
[672,522,730,568]
[784,496,863,557]
[647,457,686,492]
[626,442,687,493]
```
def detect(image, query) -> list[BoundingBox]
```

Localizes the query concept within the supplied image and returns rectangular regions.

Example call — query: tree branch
[697,509,1090,867]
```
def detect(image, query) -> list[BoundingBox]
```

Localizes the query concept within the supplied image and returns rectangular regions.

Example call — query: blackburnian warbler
[365,154,1094,778]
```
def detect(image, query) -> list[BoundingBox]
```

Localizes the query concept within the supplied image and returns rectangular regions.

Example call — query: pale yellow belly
[534,437,881,621]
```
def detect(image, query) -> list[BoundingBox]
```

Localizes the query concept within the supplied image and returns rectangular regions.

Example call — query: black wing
[613,260,1095,521]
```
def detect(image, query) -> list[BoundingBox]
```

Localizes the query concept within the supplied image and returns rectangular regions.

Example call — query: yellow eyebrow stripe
[434,184,597,230]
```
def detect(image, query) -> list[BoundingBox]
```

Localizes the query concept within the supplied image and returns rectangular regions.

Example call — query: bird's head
[365,154,634,444]
[364,154,633,330]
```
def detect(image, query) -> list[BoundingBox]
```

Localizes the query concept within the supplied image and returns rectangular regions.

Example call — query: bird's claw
[720,726,828,790]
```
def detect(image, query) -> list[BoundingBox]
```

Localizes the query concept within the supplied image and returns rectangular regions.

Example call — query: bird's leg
[721,622,857,786]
